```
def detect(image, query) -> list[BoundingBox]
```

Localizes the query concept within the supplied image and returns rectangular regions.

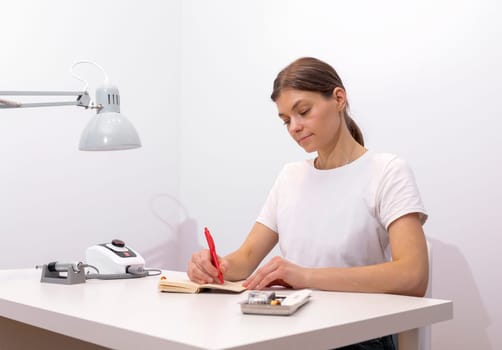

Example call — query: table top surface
[0,268,452,350]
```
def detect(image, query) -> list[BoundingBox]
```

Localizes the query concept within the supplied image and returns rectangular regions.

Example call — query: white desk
[0,269,452,350]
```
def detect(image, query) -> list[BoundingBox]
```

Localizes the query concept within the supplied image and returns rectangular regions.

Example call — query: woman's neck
[315,140,366,170]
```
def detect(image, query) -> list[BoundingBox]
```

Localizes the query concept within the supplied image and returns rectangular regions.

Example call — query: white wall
[0,0,185,269]
[179,1,501,349]
[2,1,501,349]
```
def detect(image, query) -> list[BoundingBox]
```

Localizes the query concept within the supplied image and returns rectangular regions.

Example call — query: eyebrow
[278,99,303,117]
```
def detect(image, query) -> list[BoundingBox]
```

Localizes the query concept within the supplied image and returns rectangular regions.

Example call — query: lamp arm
[0,91,91,109]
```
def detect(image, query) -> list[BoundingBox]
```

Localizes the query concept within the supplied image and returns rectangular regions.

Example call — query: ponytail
[344,113,364,146]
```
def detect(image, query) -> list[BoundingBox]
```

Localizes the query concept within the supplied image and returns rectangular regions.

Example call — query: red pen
[204,227,224,284]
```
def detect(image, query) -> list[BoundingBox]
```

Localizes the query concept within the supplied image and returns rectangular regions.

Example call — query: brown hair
[271,57,364,146]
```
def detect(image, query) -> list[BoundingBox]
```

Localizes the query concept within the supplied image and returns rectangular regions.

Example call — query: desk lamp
[0,61,141,151]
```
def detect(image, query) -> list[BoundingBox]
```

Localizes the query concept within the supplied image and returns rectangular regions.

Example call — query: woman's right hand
[187,249,228,284]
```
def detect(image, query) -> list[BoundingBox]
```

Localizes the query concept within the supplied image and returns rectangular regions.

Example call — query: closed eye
[299,108,310,116]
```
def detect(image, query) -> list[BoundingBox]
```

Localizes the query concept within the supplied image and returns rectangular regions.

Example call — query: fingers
[243,257,300,290]
[243,258,281,290]
[266,279,293,288]
[187,249,222,284]
[218,258,229,275]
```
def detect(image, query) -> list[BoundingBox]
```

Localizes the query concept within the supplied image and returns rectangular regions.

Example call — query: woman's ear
[332,87,347,111]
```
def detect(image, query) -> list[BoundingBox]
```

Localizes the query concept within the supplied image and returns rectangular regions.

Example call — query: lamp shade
[79,83,141,151]
[79,112,141,151]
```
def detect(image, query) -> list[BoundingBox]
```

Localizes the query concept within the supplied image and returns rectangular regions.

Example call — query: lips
[297,134,313,144]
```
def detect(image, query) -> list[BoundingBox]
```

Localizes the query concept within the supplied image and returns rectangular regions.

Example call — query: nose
[288,116,303,133]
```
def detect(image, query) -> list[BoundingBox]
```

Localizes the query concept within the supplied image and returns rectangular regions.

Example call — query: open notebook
[158,276,246,294]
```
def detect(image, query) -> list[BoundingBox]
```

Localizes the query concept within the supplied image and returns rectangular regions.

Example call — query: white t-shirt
[256,151,428,268]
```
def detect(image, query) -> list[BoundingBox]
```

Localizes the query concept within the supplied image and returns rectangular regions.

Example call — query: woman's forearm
[305,258,428,297]
[223,222,279,281]
[223,250,257,281]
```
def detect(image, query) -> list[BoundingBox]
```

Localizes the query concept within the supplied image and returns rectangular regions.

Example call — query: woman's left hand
[243,256,308,290]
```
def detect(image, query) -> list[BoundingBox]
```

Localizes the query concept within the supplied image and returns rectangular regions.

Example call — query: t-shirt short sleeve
[256,169,282,233]
[376,157,428,230]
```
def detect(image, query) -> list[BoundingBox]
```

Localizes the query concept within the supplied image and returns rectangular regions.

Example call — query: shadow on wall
[141,194,202,271]
[430,238,492,350]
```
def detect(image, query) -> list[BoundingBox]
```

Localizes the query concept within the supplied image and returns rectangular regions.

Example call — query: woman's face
[275,88,345,153]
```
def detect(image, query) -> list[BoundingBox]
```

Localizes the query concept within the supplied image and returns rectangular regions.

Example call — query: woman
[188,57,429,350]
